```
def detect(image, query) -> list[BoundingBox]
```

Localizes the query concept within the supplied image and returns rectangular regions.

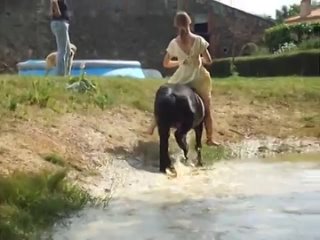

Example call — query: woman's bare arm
[201,49,213,66]
[51,0,61,17]
[163,52,179,69]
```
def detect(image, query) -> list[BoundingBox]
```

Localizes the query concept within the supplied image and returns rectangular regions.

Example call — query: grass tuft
[8,96,18,111]
[201,145,233,165]
[0,169,92,240]
[42,153,66,167]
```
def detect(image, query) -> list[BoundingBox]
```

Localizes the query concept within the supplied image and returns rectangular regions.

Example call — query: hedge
[211,50,320,77]
[264,22,320,51]
[210,58,232,77]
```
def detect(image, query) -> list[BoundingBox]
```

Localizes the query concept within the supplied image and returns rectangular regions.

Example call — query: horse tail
[154,86,177,121]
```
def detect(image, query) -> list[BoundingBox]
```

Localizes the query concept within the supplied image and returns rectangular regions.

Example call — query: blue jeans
[50,20,71,76]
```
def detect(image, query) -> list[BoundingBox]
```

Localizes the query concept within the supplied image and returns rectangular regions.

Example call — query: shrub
[274,42,298,55]
[235,50,320,77]
[0,170,92,240]
[264,22,320,52]
[211,50,320,77]
[298,37,320,50]
[239,42,259,56]
[211,58,232,77]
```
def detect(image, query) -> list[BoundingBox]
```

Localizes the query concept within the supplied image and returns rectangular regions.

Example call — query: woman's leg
[193,69,220,146]
[50,21,60,76]
[50,21,70,76]
[146,117,157,135]
[201,93,219,146]
[64,23,72,75]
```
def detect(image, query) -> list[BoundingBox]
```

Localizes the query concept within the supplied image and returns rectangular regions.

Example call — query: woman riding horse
[147,11,219,146]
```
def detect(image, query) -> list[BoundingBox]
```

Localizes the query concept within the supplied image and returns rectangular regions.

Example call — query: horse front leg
[158,125,171,173]
[194,122,204,167]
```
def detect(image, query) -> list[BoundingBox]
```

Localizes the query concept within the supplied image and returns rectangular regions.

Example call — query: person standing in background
[49,0,72,76]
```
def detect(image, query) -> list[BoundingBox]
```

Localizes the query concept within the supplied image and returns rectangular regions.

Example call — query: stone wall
[0,0,51,70]
[0,0,273,74]
[187,0,274,58]
[69,0,176,72]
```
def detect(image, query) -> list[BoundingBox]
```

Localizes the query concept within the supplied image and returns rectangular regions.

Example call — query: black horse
[154,83,205,173]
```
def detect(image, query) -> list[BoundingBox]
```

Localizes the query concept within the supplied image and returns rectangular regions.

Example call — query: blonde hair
[174,11,192,43]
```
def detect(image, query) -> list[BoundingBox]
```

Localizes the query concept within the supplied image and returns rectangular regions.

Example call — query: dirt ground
[0,94,319,185]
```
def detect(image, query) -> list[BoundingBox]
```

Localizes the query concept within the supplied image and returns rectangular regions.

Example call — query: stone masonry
[0,0,274,74]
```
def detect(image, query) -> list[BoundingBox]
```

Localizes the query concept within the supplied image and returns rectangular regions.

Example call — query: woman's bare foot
[206,139,221,146]
[144,126,155,135]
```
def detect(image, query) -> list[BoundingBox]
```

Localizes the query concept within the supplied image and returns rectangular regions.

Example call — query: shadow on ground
[105,140,161,173]
[105,138,198,174]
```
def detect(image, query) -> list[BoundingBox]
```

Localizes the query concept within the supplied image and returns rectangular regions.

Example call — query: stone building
[0,0,274,73]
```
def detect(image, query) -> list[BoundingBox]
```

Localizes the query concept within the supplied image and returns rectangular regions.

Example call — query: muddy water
[52,153,320,240]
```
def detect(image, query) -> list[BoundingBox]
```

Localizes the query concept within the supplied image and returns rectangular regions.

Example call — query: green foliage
[211,50,320,77]
[0,169,92,240]
[67,69,97,94]
[211,58,232,77]
[29,79,51,108]
[275,4,300,23]
[235,50,320,77]
[264,22,320,51]
[274,42,298,54]
[275,1,320,23]
[0,75,161,115]
[212,77,320,110]
[93,93,114,110]
[298,37,320,50]
[0,75,319,117]
[8,96,18,111]
[239,42,259,56]
[201,145,233,165]
[42,153,66,167]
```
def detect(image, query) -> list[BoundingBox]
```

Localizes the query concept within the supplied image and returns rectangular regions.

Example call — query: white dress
[166,35,210,85]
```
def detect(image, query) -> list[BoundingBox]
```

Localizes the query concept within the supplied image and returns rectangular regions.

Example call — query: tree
[275,1,320,23]
[275,4,299,23]
[288,4,300,16]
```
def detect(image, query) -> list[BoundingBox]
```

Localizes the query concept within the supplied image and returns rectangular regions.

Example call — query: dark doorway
[194,22,210,43]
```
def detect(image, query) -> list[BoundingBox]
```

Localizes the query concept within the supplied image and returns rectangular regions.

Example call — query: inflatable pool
[17,59,148,79]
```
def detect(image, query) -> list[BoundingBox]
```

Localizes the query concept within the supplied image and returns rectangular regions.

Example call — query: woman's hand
[201,49,213,66]
[163,52,179,69]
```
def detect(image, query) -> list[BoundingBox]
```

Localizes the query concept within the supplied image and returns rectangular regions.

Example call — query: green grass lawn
[0,75,319,115]
[213,76,320,101]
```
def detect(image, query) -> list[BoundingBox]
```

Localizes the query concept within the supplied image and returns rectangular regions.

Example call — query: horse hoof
[181,157,188,165]
[196,162,203,167]
[165,167,177,178]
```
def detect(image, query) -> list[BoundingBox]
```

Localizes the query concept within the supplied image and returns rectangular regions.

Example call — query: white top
[166,35,210,85]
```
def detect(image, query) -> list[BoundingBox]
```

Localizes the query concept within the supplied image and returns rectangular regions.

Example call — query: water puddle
[52,153,320,240]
